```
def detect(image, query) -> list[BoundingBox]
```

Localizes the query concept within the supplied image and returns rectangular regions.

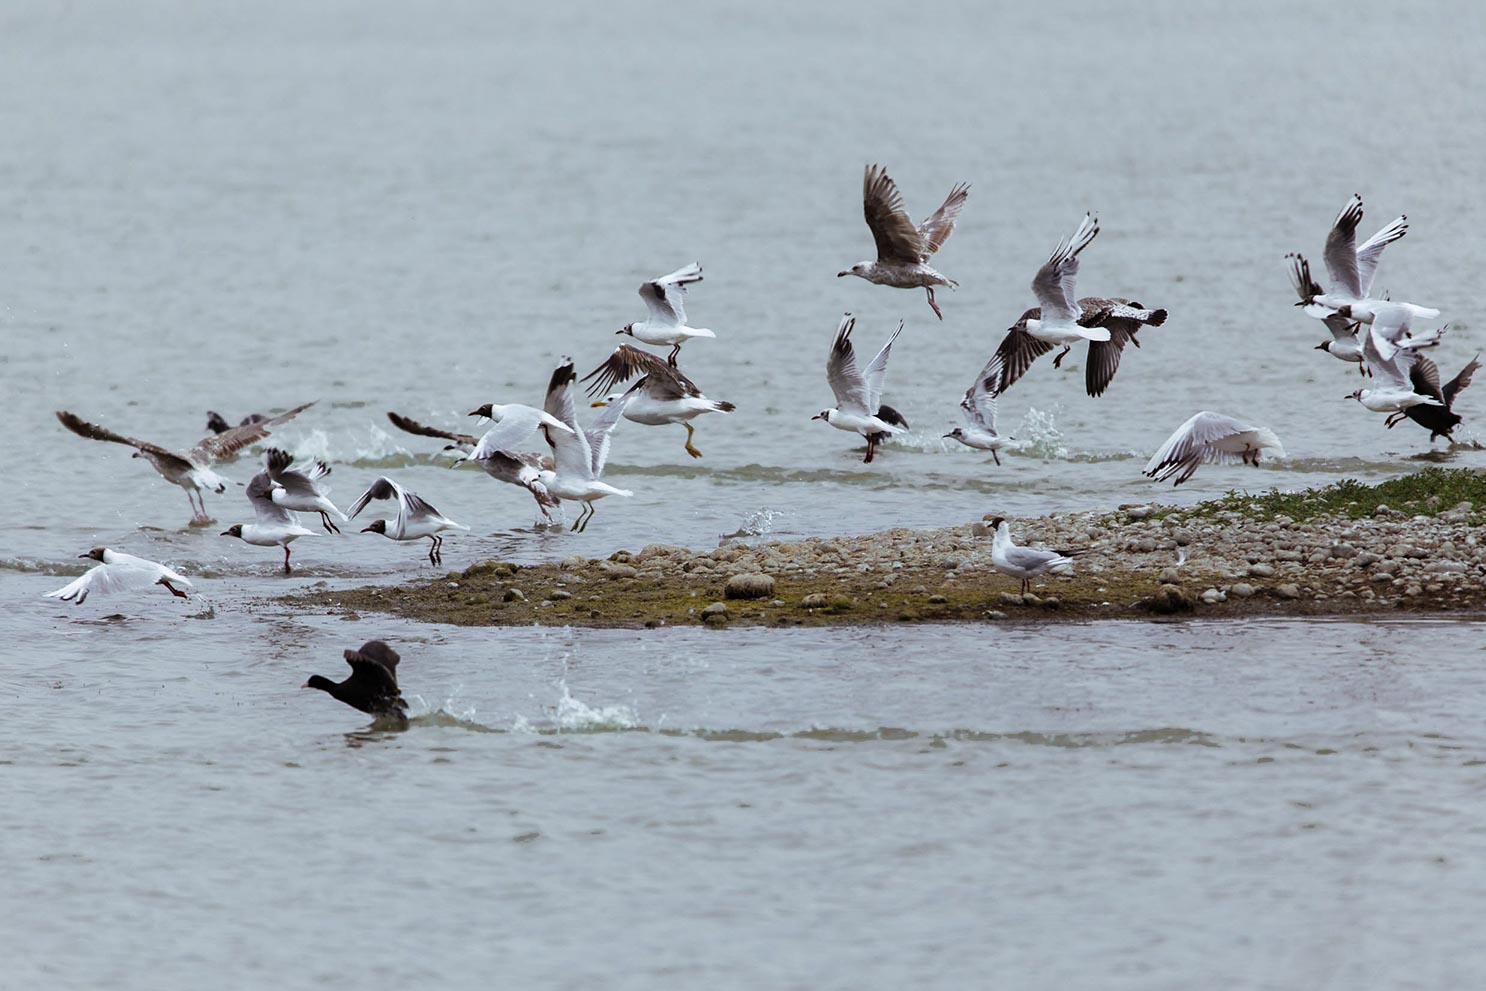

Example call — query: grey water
[4,0,1486,987]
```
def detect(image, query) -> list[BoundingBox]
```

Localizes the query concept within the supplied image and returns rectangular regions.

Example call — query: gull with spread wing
[220,470,319,572]
[386,412,560,523]
[1348,303,1449,422]
[45,547,192,605]
[616,263,714,365]
[264,448,347,533]
[537,358,636,532]
[1294,194,1436,325]
[581,344,735,459]
[838,164,969,320]
[1393,353,1480,442]
[945,350,1009,464]
[1143,412,1285,486]
[1288,253,1366,374]
[57,402,314,524]
[348,477,469,565]
[813,314,907,464]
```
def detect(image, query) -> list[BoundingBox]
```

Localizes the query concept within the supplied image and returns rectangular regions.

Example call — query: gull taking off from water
[616,263,714,365]
[984,517,1076,594]
[1392,353,1480,441]
[220,471,318,572]
[581,344,735,458]
[1289,253,1366,374]
[945,350,1009,464]
[1294,195,1436,325]
[264,448,347,533]
[1143,412,1285,486]
[1348,304,1448,421]
[386,412,560,523]
[538,358,636,532]
[349,477,468,565]
[813,314,907,464]
[45,548,192,605]
[57,402,314,524]
[838,164,968,320]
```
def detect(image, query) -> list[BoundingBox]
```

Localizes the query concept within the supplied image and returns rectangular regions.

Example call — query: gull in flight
[1391,353,1481,441]
[581,344,736,459]
[57,402,314,523]
[45,547,192,605]
[537,358,636,532]
[220,471,319,572]
[304,640,408,725]
[1348,304,1449,422]
[813,314,907,464]
[463,402,573,464]
[984,517,1076,595]
[944,350,1009,464]
[838,164,969,320]
[264,448,347,533]
[385,412,560,523]
[1294,194,1436,325]
[1143,412,1285,486]
[1288,253,1366,374]
[616,263,714,365]
[349,477,469,565]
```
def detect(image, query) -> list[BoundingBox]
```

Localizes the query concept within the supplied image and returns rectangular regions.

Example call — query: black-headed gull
[813,314,907,464]
[1288,253,1366,374]
[304,640,407,724]
[220,471,318,572]
[838,164,968,320]
[1143,412,1285,486]
[265,448,347,533]
[45,547,192,604]
[463,402,573,463]
[1296,195,1436,325]
[385,412,560,523]
[617,263,714,365]
[1348,304,1449,422]
[944,351,1008,464]
[57,402,315,524]
[538,358,636,532]
[349,477,469,565]
[581,344,735,459]
[984,517,1076,594]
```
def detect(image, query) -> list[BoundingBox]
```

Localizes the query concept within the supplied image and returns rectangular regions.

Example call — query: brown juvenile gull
[838,164,969,320]
[581,344,736,459]
[386,412,560,523]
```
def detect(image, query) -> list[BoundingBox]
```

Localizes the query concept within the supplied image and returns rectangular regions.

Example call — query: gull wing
[989,316,1056,393]
[1031,213,1098,324]
[1355,215,1407,298]
[265,448,330,499]
[56,410,197,474]
[825,314,871,415]
[862,321,903,413]
[1287,252,1323,304]
[1085,322,1136,398]
[1322,195,1364,299]
[347,476,403,520]
[1143,411,1257,485]
[1443,355,1482,406]
[544,361,596,480]
[247,471,298,525]
[581,343,699,399]
[386,411,478,449]
[191,400,315,465]
[585,382,636,478]
[467,405,551,461]
[916,181,970,258]
[638,263,702,328]
[1408,355,1445,405]
[862,164,924,265]
[961,352,1002,432]
[44,558,183,603]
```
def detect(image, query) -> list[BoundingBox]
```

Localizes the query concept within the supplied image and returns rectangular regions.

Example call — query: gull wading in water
[304,640,408,725]
[45,548,192,605]
[581,344,735,459]
[349,477,469,565]
[1143,412,1285,486]
[264,448,347,533]
[813,314,907,464]
[838,164,969,320]
[1295,194,1436,325]
[538,358,636,532]
[1348,304,1449,423]
[616,263,714,365]
[385,412,560,523]
[57,402,315,524]
[984,517,1076,594]
[945,350,1010,464]
[1288,253,1366,374]
[220,471,319,572]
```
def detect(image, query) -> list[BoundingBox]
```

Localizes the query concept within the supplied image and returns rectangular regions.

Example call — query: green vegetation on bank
[1168,468,1485,523]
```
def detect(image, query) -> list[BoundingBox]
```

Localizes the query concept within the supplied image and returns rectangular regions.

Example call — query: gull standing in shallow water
[349,477,469,565]
[1143,412,1285,486]
[1294,194,1436,325]
[984,517,1076,594]
[944,350,1009,464]
[57,402,314,523]
[838,164,968,320]
[581,344,735,458]
[385,412,560,523]
[45,548,192,605]
[264,448,347,533]
[616,263,714,365]
[220,471,318,572]
[813,314,907,464]
[537,358,636,532]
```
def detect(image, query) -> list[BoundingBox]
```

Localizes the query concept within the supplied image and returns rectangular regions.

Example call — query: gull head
[536,469,558,488]
[219,524,244,539]
[361,520,388,535]
[1315,342,1332,353]
[811,409,834,423]
[986,516,1007,532]
[838,262,870,279]
[943,428,965,440]
[616,323,635,337]
[1346,389,1365,402]
[79,547,107,562]
[591,393,622,408]
[468,403,495,420]
[1335,304,1353,319]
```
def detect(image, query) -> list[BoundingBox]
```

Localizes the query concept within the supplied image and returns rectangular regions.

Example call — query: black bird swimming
[303,640,408,724]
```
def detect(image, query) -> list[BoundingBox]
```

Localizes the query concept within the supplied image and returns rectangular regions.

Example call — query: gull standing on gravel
[349,477,469,565]
[944,351,1009,464]
[45,548,192,605]
[264,448,347,533]
[1293,195,1436,325]
[1289,253,1366,374]
[1143,412,1285,486]
[1348,304,1449,421]
[616,263,714,365]
[385,412,560,523]
[984,517,1076,595]
[57,402,314,524]
[838,164,969,320]
[581,344,736,459]
[537,358,636,532]
[813,314,907,464]
[220,471,319,572]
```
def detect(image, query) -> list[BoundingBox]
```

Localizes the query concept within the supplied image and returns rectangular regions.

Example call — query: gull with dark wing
[386,412,560,523]
[538,358,636,532]
[1288,253,1365,374]
[616,263,714,365]
[812,314,907,464]
[205,410,267,435]
[219,470,318,572]
[1393,353,1480,441]
[45,548,192,605]
[1143,412,1285,486]
[348,477,469,565]
[838,164,969,320]
[264,448,347,533]
[1295,194,1436,325]
[984,518,1077,595]
[1348,304,1449,421]
[945,350,1009,464]
[57,401,315,524]
[581,344,736,459]
[304,640,408,726]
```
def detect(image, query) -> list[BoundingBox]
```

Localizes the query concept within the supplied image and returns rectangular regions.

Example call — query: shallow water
[5,0,1486,987]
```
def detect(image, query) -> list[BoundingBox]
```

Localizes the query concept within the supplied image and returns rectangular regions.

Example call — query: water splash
[553,679,639,731]
[1010,406,1067,459]
[724,506,790,539]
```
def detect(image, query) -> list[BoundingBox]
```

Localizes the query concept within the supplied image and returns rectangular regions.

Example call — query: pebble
[983,610,1009,620]
[1229,582,1256,599]
[724,573,776,599]
[1274,583,1301,600]
[550,590,572,601]
[1247,563,1275,578]
[927,594,949,604]
[1200,588,1226,604]
[600,563,638,579]
[701,602,729,623]
[503,588,525,602]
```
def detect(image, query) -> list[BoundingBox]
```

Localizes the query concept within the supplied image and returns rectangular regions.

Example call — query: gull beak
[810,413,824,421]
[941,432,954,439]
[300,681,311,689]
[836,271,849,278]
[360,525,376,533]
[76,552,90,559]
[1313,343,1327,350]
[218,529,232,537]
[614,328,626,335]
[590,400,607,408]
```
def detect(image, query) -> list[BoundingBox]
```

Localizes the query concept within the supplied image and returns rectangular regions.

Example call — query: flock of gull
[46,167,1474,625]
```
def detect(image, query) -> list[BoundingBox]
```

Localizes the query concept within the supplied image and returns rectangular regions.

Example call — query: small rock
[983,610,1009,620]
[1274,583,1301,600]
[560,555,587,571]
[1248,563,1276,578]
[1041,597,1060,610]
[998,592,1024,607]
[550,590,572,601]
[701,602,729,621]
[725,573,776,600]
[446,581,460,589]
[1329,543,1359,559]
[1146,585,1195,614]
[503,588,526,602]
[800,593,829,609]
[1126,505,1154,520]
[927,594,949,604]
[1200,588,1226,604]
[1230,582,1256,599]
[1020,593,1041,606]
[1158,567,1181,584]
[609,550,634,563]
[600,562,638,579]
